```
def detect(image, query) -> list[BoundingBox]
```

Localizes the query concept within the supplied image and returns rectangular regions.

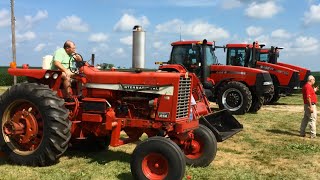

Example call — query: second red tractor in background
[224,42,300,103]
[259,46,311,87]
[165,39,274,115]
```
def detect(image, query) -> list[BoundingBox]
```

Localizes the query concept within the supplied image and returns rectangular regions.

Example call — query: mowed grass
[0,92,320,180]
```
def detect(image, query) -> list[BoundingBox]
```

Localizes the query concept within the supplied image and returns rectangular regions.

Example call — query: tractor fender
[8,68,63,90]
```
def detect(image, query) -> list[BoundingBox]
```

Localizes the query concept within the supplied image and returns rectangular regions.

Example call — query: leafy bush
[0,66,28,86]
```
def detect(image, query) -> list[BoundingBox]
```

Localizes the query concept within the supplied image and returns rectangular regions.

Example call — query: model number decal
[158,112,170,118]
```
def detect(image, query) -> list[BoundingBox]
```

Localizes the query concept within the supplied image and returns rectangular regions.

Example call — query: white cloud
[88,33,108,43]
[245,1,282,19]
[16,31,36,42]
[114,14,150,32]
[24,10,48,28]
[111,48,126,57]
[57,15,89,32]
[304,3,320,25]
[153,41,163,49]
[0,9,10,27]
[221,0,242,9]
[91,43,109,54]
[271,29,291,39]
[34,43,46,52]
[120,36,132,45]
[156,19,229,40]
[246,26,263,36]
[289,36,319,53]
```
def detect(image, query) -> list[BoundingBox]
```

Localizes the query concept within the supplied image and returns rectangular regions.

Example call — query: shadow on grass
[65,148,131,165]
[266,129,300,137]
[0,157,8,165]
[117,172,134,180]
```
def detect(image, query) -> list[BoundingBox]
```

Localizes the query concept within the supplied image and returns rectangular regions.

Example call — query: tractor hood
[210,64,269,75]
[82,66,186,95]
[256,61,299,75]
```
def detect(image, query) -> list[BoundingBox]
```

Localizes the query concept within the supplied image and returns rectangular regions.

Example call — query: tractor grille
[176,76,191,119]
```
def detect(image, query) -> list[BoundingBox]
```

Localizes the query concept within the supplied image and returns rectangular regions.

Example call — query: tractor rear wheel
[131,136,185,180]
[269,86,281,104]
[0,83,71,166]
[184,124,217,167]
[217,81,252,115]
[249,95,264,113]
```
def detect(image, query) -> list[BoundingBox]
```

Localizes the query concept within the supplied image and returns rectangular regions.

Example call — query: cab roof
[171,40,214,46]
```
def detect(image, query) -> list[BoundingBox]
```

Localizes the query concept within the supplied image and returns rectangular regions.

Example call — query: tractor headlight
[263,81,273,86]
[52,73,59,79]
[44,72,50,79]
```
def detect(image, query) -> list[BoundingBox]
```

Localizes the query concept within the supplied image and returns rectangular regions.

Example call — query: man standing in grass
[300,75,318,138]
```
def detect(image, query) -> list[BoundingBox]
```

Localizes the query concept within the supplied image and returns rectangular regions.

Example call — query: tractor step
[200,109,243,142]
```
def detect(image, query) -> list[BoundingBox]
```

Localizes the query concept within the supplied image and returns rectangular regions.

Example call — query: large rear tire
[184,124,217,167]
[269,86,281,104]
[249,95,264,113]
[0,83,71,166]
[217,81,252,115]
[131,136,185,180]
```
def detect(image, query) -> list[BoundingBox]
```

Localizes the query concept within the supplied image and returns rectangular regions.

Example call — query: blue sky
[1,0,320,70]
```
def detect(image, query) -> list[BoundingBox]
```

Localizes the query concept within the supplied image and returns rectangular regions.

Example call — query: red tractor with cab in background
[224,42,300,103]
[166,39,274,115]
[259,46,311,88]
[0,53,242,179]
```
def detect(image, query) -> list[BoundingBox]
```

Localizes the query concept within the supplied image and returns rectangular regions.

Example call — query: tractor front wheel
[0,83,71,166]
[217,81,252,115]
[131,136,185,180]
[184,124,217,167]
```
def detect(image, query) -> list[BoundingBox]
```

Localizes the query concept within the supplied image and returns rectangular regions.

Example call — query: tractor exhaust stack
[132,25,145,69]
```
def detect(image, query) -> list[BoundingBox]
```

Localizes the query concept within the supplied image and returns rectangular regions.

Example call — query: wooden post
[11,0,17,85]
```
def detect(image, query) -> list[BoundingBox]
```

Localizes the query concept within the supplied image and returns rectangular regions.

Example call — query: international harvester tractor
[0,52,242,179]
[166,39,274,115]
[225,42,300,103]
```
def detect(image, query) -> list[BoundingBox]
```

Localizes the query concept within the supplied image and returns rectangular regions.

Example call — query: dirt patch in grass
[262,104,303,113]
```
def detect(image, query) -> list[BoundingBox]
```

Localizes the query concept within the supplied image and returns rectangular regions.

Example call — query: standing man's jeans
[300,104,317,138]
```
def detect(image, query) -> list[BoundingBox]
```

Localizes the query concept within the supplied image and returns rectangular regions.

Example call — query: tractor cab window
[204,46,218,66]
[227,48,246,66]
[170,45,201,68]
[259,53,268,62]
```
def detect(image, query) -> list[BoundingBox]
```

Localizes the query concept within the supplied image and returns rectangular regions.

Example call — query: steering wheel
[69,53,85,74]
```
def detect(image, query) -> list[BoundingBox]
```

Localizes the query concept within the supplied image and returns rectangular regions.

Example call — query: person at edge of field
[50,40,82,99]
[300,75,318,138]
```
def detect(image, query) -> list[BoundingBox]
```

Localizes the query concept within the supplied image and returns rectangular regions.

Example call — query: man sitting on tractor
[50,40,82,98]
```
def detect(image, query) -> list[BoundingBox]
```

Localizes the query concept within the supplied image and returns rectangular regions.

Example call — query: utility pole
[11,0,17,85]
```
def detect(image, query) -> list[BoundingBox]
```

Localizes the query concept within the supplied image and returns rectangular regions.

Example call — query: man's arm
[54,61,73,77]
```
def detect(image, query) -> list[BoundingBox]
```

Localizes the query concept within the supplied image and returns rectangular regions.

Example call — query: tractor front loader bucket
[200,109,243,142]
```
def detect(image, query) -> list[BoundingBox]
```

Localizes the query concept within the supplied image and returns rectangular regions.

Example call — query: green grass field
[0,92,319,180]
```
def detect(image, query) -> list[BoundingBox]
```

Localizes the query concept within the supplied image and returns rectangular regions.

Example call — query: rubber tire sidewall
[0,83,71,166]
[185,124,217,167]
[217,81,252,115]
[130,136,186,180]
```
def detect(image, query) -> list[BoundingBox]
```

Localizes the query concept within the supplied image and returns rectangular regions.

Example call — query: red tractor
[260,46,311,87]
[0,56,242,179]
[167,40,274,115]
[225,42,300,103]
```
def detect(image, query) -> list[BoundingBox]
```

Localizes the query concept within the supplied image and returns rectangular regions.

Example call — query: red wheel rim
[2,100,43,155]
[185,139,203,159]
[142,153,169,179]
